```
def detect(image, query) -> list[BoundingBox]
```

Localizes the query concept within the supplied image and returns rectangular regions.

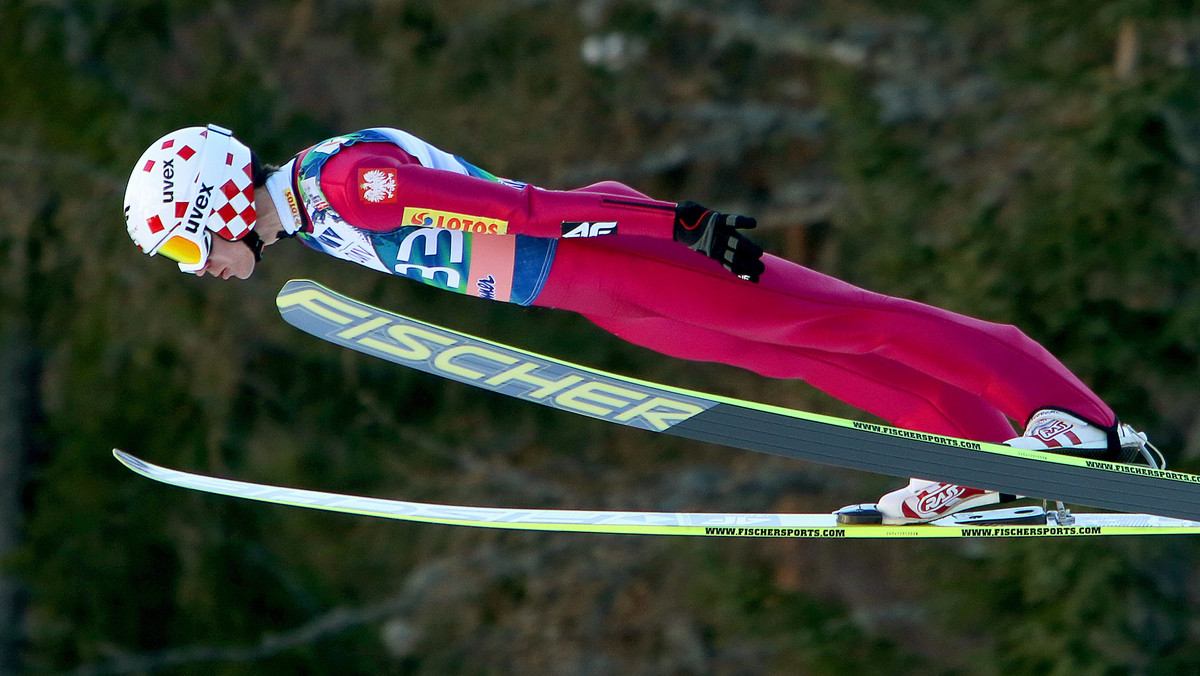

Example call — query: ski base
[114,450,1200,539]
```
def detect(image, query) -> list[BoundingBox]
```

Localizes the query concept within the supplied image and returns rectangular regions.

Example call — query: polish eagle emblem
[359,169,397,203]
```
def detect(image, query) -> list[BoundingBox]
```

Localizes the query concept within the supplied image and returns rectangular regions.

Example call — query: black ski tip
[834,503,884,525]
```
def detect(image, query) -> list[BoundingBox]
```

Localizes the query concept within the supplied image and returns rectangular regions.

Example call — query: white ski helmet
[123,124,257,272]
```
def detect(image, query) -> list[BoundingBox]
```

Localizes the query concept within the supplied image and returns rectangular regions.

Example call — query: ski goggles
[156,227,213,273]
[150,125,233,273]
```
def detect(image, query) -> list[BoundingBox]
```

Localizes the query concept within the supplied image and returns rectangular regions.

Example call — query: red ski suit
[272,128,1113,443]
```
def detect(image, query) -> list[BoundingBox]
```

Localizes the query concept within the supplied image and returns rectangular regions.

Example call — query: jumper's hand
[672,201,765,282]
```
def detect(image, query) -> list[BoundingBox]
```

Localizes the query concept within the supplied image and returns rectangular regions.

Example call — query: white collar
[263,159,304,236]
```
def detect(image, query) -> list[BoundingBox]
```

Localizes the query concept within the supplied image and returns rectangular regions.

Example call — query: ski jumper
[263,128,1115,443]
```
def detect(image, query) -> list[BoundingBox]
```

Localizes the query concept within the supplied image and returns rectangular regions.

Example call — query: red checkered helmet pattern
[123,124,257,262]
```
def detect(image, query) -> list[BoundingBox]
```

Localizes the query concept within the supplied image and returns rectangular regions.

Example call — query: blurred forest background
[3,0,1200,674]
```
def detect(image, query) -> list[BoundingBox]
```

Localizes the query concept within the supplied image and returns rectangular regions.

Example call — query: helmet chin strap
[241,229,265,262]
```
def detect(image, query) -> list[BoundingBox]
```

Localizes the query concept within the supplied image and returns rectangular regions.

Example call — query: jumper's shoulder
[318,143,419,231]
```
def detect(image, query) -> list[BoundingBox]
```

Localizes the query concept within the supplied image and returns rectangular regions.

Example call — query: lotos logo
[282,186,304,232]
[402,207,508,235]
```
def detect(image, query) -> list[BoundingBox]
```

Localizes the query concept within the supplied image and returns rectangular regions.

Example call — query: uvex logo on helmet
[161,158,175,203]
[185,184,214,234]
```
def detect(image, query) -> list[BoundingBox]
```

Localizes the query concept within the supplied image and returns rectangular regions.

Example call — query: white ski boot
[866,479,1008,525]
[841,408,1161,525]
[1005,408,1161,467]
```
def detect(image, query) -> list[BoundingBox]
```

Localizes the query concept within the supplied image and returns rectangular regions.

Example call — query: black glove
[673,201,765,282]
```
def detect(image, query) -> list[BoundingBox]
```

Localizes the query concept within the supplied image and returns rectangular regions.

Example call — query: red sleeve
[318,142,677,238]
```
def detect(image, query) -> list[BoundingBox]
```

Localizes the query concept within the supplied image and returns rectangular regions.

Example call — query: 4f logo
[562,221,618,238]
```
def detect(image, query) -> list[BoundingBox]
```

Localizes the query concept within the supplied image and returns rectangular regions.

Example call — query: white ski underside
[113,450,1200,539]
